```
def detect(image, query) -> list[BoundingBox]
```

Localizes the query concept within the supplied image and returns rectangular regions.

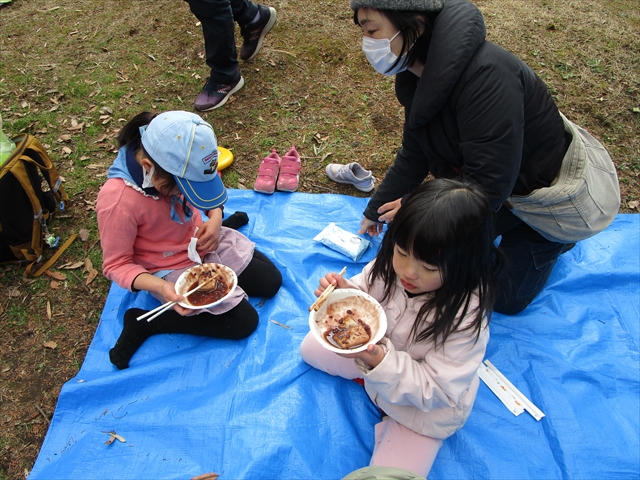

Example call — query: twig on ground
[35,404,50,425]
[67,270,93,296]
[270,320,292,329]
[306,182,339,193]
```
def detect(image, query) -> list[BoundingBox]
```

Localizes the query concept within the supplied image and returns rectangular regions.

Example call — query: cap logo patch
[202,151,219,175]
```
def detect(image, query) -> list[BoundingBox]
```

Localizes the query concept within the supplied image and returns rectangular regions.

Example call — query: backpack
[0,134,76,276]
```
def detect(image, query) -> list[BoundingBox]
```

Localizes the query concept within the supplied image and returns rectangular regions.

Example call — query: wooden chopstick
[309,266,347,312]
[136,274,219,322]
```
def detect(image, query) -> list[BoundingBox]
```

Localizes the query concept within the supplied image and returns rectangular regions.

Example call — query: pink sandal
[276,146,301,192]
[253,149,281,194]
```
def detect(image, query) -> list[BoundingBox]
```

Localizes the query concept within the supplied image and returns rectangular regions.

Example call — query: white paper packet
[187,227,202,264]
[314,222,371,262]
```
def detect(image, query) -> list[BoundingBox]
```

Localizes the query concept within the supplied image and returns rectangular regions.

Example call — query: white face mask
[362,30,408,76]
[141,165,155,189]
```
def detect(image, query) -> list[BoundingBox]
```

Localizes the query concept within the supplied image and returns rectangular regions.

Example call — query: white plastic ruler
[478,359,545,421]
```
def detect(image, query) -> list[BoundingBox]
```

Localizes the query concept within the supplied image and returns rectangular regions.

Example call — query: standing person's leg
[370,417,442,477]
[229,0,277,61]
[493,209,572,314]
[228,0,258,24]
[186,0,245,111]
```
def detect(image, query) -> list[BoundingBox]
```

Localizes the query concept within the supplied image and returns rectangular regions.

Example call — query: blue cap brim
[175,174,227,210]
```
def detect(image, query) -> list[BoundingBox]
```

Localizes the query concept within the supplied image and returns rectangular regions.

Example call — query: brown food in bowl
[324,313,372,350]
[185,270,229,306]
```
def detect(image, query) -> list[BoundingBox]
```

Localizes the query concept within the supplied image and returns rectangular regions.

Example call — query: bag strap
[25,233,77,277]
[19,135,70,207]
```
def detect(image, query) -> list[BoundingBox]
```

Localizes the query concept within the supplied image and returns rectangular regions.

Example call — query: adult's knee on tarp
[495,229,571,315]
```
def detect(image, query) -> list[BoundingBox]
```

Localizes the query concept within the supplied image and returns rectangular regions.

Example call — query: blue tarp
[30,190,639,479]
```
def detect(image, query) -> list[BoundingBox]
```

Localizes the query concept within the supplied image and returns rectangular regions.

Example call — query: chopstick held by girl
[97,111,282,369]
[300,178,501,477]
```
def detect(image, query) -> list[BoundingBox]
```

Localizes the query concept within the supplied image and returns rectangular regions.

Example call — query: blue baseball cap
[140,111,227,210]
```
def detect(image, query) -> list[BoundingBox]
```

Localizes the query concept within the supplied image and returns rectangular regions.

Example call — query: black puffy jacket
[364,0,568,220]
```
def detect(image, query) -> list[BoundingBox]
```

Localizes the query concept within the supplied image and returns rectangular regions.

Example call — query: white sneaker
[325,162,375,192]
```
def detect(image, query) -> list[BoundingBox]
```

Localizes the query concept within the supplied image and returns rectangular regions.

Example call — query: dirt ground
[0,0,638,478]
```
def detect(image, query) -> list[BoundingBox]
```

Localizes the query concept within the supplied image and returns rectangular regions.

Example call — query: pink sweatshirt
[96,178,208,290]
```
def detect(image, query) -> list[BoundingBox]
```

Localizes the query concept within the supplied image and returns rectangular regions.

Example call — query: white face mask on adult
[362,30,409,76]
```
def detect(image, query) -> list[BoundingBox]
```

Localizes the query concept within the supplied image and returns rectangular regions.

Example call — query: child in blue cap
[97,110,282,369]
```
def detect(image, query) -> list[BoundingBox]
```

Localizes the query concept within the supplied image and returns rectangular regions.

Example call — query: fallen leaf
[8,287,21,298]
[191,474,220,480]
[58,134,72,142]
[46,301,52,320]
[44,270,67,281]
[60,261,85,270]
[628,200,639,210]
[103,430,126,445]
[67,122,85,132]
[84,257,93,272]
[44,341,57,349]
[86,269,98,285]
[49,280,61,289]
[79,228,90,241]
[62,146,72,155]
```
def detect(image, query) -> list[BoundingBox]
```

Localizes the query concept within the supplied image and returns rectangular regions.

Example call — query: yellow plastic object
[218,147,234,171]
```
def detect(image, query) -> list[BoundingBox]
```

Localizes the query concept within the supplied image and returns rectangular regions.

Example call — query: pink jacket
[346,261,489,439]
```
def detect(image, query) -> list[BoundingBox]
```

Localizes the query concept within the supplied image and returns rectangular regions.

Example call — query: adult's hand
[377,198,402,224]
[358,216,384,236]
[358,198,403,236]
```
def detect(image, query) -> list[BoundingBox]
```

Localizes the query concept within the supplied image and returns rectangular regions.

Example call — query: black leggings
[236,249,282,298]
[110,249,282,369]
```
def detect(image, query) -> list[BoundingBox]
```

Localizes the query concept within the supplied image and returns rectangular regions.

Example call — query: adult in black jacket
[352,0,619,314]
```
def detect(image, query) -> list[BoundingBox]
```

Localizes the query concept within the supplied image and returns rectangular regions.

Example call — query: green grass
[5,305,28,327]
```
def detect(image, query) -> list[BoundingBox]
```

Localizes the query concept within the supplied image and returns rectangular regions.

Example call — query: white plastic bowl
[174,263,238,309]
[308,288,387,354]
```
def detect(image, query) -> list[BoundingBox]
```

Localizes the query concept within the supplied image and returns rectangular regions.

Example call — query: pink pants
[300,333,442,477]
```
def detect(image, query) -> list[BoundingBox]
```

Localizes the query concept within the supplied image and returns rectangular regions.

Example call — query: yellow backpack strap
[25,233,77,277]
[21,135,70,207]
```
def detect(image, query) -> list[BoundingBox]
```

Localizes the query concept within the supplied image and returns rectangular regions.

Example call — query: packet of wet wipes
[314,222,371,262]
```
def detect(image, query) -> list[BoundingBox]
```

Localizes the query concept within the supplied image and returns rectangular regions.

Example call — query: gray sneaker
[325,162,375,192]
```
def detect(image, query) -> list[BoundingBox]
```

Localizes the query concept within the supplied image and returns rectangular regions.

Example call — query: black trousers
[493,208,573,315]
[185,0,258,83]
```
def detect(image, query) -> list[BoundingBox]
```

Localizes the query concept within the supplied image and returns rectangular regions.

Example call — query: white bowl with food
[174,263,238,309]
[309,288,387,354]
